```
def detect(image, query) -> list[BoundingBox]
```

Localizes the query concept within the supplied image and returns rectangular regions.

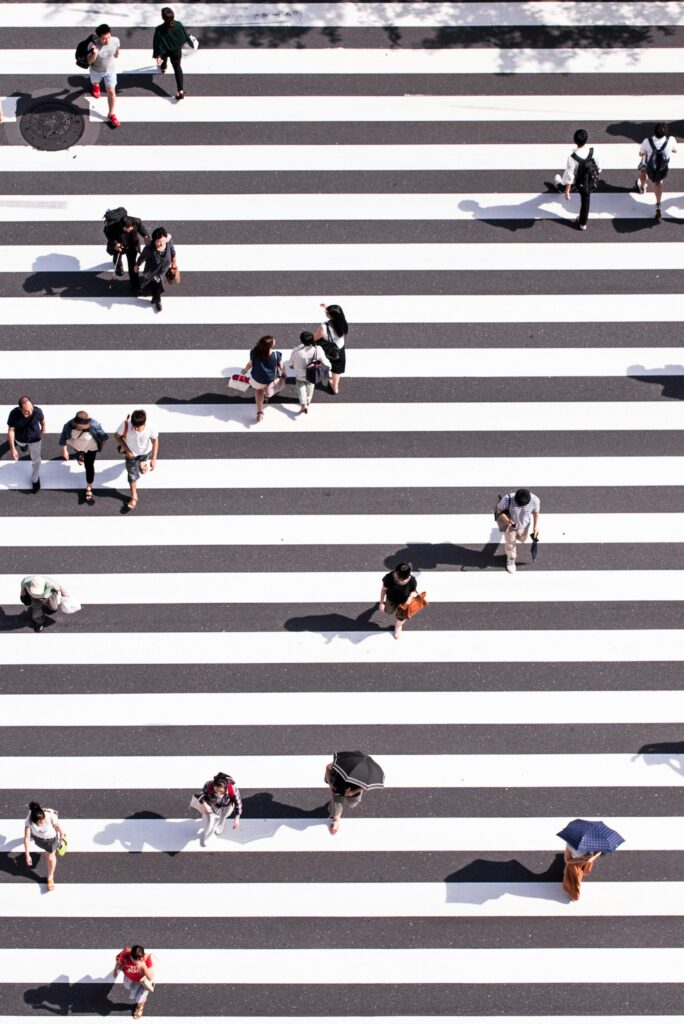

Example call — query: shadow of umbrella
[635,741,684,777]
[627,364,684,400]
[445,855,566,905]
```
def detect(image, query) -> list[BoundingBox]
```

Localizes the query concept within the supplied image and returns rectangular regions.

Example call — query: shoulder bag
[401,592,429,620]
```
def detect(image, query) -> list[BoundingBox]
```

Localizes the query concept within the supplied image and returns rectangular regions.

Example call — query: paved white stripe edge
[2,569,683,606]
[1,513,682,547]
[2,348,682,379]
[1,630,683,666]
[0,753,681,788]
[1,817,677,853]
[3,881,683,918]
[1,193,681,222]
[4,690,683,726]
[2,947,684,983]
[1,456,682,490]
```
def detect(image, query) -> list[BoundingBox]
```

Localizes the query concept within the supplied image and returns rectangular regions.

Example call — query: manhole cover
[19,100,85,151]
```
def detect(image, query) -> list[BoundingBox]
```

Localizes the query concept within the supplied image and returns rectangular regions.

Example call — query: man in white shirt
[114,409,159,512]
[494,488,540,574]
[636,122,677,221]
[554,128,600,231]
[87,23,121,128]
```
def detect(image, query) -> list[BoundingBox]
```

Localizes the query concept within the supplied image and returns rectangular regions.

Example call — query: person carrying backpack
[554,128,600,231]
[103,209,150,290]
[636,122,678,221]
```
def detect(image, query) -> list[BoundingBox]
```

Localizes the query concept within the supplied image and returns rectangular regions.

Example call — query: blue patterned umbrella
[557,818,625,854]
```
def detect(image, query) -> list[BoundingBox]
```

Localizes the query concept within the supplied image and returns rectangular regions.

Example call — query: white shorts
[89,67,117,89]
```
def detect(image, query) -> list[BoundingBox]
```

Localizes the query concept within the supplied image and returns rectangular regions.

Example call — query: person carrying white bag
[19,574,80,632]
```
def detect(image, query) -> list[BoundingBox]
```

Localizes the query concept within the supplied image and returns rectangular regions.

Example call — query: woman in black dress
[314,302,348,395]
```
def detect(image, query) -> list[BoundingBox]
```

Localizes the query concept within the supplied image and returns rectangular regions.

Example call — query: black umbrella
[332,751,385,790]
[530,531,540,561]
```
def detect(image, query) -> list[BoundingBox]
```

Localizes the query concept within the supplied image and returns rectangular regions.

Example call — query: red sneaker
[109,113,121,128]
[91,83,101,99]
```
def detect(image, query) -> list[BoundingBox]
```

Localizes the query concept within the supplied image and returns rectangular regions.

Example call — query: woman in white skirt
[23,801,66,891]
[112,945,155,1019]
[289,330,331,414]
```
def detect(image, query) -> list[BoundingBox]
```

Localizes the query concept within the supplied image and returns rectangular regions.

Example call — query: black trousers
[161,48,184,91]
[138,277,165,302]
[578,188,591,227]
[113,247,140,291]
[82,449,97,485]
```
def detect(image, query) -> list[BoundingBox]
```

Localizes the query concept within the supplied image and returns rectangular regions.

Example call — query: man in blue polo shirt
[7,396,45,493]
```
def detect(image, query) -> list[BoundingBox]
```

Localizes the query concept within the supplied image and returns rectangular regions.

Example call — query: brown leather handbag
[166,266,181,285]
[402,592,429,620]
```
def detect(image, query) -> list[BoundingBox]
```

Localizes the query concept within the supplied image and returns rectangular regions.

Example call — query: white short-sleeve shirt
[639,135,678,161]
[561,145,601,186]
[25,810,58,840]
[117,420,158,457]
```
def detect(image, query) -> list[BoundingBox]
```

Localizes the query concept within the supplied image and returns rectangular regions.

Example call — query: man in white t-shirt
[636,122,677,220]
[554,128,600,231]
[114,409,159,512]
[87,23,121,128]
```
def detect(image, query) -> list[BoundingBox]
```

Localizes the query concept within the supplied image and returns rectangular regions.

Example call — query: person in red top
[112,945,155,1019]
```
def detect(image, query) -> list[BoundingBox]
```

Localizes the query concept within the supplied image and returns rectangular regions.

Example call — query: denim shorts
[90,67,117,89]
[125,451,152,484]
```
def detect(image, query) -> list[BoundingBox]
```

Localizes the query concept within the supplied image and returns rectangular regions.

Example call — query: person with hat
[494,488,540,573]
[19,575,69,632]
[59,410,108,505]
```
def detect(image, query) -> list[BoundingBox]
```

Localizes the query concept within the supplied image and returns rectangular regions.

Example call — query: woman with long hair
[242,334,286,423]
[23,801,66,891]
[314,302,348,395]
[152,7,193,100]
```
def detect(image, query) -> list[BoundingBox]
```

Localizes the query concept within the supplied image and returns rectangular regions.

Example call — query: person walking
[7,396,45,493]
[562,844,601,901]
[86,23,121,128]
[554,128,600,231]
[112,945,155,1019]
[134,227,177,312]
[379,562,418,640]
[494,488,540,574]
[105,214,151,291]
[242,335,287,423]
[289,330,331,414]
[23,801,66,891]
[193,771,242,846]
[636,122,678,221]
[324,760,363,835]
[59,410,108,505]
[20,575,69,632]
[114,409,159,512]
[153,7,193,100]
[314,303,348,394]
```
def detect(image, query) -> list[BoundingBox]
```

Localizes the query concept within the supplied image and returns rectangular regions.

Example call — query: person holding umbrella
[557,818,625,901]
[325,751,384,835]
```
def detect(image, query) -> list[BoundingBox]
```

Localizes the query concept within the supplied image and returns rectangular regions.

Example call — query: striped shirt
[496,492,540,531]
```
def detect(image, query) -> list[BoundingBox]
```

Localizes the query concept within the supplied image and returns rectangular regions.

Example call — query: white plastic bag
[60,596,82,615]
[187,34,199,49]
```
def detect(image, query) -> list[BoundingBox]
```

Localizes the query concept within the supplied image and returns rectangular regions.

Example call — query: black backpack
[646,137,670,183]
[75,34,96,69]
[572,148,600,193]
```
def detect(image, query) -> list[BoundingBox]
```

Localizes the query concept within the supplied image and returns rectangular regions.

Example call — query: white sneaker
[506,559,516,574]
[553,173,563,192]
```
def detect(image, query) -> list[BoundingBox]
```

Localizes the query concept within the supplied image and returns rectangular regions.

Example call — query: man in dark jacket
[105,215,150,290]
[135,227,177,312]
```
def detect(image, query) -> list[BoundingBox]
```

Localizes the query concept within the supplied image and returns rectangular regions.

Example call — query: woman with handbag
[242,334,286,423]
[112,945,155,1019]
[379,562,418,640]
[192,771,242,845]
[152,7,193,100]
[58,410,108,505]
[134,226,177,312]
[314,302,348,395]
[23,801,67,891]
[289,330,331,414]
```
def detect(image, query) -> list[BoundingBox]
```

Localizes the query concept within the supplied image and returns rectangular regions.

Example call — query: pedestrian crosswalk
[1,0,684,1020]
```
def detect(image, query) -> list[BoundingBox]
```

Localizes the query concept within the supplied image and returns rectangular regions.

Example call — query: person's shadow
[384,537,502,572]
[24,978,126,1016]
[635,741,684,777]
[445,855,566,905]
[94,811,192,857]
[458,194,572,232]
[283,603,387,643]
[0,848,43,883]
[627,364,684,400]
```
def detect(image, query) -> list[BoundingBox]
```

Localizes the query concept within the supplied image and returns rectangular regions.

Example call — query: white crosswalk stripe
[1,1,683,1020]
